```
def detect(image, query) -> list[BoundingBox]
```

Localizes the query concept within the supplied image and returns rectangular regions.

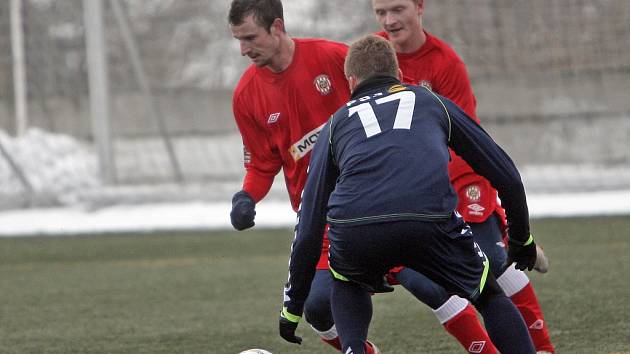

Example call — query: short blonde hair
[345,35,399,82]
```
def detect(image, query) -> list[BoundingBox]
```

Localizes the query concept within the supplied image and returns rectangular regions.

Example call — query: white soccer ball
[238,350,272,354]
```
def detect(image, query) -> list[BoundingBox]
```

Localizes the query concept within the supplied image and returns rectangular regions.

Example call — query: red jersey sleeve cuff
[243,172,275,203]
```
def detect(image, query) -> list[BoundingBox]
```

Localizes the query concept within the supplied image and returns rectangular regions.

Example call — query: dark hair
[228,0,284,32]
[345,35,399,81]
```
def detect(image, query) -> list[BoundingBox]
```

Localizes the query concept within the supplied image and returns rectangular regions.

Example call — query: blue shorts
[327,213,489,301]
[469,212,508,276]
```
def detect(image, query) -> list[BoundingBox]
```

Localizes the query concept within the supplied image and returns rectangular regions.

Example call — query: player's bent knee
[304,293,333,330]
[471,273,505,311]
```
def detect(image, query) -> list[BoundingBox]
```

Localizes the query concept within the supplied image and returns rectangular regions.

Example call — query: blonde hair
[345,35,399,82]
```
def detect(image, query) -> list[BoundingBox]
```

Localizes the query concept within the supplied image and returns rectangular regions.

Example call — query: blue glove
[279,308,302,345]
[507,234,537,271]
[230,190,256,230]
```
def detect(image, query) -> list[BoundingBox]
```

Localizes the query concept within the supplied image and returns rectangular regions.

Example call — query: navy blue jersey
[283,76,530,318]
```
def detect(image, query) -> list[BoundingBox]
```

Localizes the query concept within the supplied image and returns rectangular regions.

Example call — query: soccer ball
[238,350,272,354]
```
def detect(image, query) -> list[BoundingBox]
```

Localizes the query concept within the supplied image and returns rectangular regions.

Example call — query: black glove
[507,234,537,271]
[230,190,256,230]
[279,311,302,344]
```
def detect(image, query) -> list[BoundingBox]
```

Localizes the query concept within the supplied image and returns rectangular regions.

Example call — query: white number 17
[347,91,416,138]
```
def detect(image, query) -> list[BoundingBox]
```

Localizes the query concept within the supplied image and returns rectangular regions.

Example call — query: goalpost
[10,0,27,136]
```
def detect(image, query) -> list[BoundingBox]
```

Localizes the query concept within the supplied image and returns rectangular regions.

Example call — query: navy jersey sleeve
[441,98,531,243]
[283,120,339,318]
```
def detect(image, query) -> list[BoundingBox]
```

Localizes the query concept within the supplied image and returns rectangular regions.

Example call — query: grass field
[1,216,629,354]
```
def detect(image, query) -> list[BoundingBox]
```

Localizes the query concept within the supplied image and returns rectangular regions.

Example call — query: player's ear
[347,75,359,93]
[397,68,403,80]
[270,18,285,35]
[417,0,424,15]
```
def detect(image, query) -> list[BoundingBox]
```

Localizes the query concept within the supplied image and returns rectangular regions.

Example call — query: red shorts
[453,174,497,223]
[453,173,508,239]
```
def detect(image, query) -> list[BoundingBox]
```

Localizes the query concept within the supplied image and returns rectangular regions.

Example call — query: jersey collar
[350,75,401,99]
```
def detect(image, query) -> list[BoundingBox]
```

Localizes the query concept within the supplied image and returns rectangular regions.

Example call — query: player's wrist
[232,190,254,204]
[280,307,302,324]
[509,233,534,247]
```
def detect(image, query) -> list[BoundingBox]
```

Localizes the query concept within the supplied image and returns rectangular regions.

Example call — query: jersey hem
[327,212,452,225]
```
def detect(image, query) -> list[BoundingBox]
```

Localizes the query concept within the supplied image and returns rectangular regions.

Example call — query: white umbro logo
[529,319,545,330]
[468,341,486,353]
[467,203,485,212]
[267,112,280,123]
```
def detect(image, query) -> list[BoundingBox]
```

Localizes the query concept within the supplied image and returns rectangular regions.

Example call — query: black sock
[331,280,372,354]
[476,293,536,354]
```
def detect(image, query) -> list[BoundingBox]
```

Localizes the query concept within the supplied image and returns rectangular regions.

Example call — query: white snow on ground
[1,128,629,237]
[1,190,630,237]
[0,200,289,236]
[0,128,100,206]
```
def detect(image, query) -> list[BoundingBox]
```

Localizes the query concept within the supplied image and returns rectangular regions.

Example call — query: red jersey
[232,38,350,269]
[376,30,502,224]
[233,38,350,211]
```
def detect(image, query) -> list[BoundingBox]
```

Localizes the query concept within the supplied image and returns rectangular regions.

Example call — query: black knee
[471,272,506,312]
[304,288,333,330]
[396,268,449,309]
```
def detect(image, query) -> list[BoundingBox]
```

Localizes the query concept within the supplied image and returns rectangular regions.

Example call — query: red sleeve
[438,59,481,185]
[232,91,282,203]
[435,61,479,123]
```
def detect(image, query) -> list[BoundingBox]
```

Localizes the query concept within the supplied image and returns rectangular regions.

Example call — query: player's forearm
[492,171,530,242]
[242,169,275,203]
[449,111,531,242]
[457,148,530,241]
[283,135,335,315]
[284,227,324,316]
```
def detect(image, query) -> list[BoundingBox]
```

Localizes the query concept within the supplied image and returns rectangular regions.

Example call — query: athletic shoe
[533,244,549,273]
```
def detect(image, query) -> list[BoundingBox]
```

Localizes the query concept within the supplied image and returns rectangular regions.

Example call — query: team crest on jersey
[314,74,332,95]
[419,80,432,90]
[466,184,481,202]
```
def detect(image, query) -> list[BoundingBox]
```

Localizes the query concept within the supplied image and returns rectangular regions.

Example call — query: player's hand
[279,313,302,344]
[506,234,537,271]
[230,190,256,230]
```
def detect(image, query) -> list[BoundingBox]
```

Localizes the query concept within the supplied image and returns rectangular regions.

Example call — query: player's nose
[384,12,397,26]
[240,41,251,56]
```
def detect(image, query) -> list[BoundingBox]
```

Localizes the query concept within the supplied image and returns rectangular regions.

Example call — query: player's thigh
[305,269,334,311]
[403,216,487,301]
[469,213,507,276]
[394,267,451,309]
[328,222,403,292]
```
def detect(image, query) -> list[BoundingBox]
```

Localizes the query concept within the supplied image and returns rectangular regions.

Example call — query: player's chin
[251,57,269,67]
[388,29,406,42]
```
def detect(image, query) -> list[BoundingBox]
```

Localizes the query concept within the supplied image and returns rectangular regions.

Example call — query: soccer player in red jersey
[228,1,380,352]
[228,0,493,352]
[372,0,555,352]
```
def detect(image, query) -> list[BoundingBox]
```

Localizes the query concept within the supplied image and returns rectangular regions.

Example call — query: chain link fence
[0,0,629,209]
